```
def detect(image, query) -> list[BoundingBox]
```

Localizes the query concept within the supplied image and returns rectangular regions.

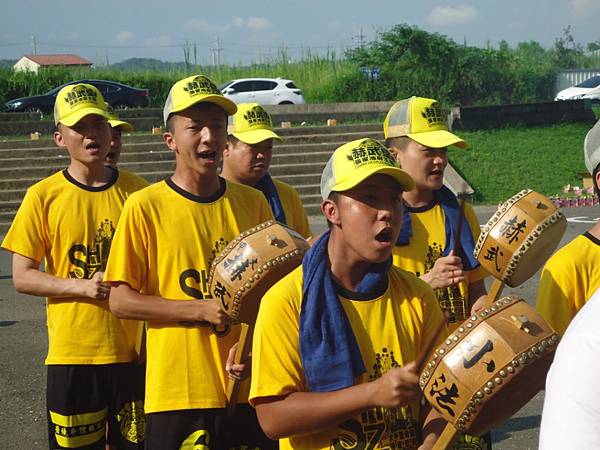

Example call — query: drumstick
[453,193,466,255]
[415,317,448,374]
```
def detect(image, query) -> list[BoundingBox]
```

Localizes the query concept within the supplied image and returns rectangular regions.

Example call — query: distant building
[13,54,92,73]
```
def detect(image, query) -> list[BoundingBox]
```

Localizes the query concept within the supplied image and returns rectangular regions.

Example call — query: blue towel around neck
[299,229,391,392]
[255,173,287,224]
[396,185,480,271]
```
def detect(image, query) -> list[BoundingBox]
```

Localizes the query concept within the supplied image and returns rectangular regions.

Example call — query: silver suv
[219,78,305,105]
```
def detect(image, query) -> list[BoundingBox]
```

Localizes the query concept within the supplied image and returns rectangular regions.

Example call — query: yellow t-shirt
[1,168,148,365]
[104,177,273,414]
[536,232,600,335]
[250,265,447,450]
[273,178,312,239]
[392,201,488,331]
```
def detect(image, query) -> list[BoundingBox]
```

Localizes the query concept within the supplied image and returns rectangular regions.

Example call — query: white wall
[13,57,40,73]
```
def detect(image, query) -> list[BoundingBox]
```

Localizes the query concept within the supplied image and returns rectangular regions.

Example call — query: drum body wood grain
[474,190,566,287]
[208,220,310,323]
[420,296,559,436]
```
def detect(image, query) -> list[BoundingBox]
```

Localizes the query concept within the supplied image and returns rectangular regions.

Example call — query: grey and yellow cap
[320,138,414,200]
[584,119,600,174]
[383,96,467,149]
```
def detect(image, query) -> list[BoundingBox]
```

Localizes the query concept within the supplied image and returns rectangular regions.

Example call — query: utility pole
[31,35,37,55]
[105,49,110,67]
[210,37,223,67]
[353,28,366,49]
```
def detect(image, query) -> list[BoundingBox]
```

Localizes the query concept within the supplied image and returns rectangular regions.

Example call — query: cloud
[116,31,134,44]
[183,16,271,33]
[426,5,478,26]
[570,0,600,16]
[247,17,271,31]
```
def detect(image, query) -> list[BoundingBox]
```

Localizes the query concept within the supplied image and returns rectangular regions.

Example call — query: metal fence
[555,69,600,95]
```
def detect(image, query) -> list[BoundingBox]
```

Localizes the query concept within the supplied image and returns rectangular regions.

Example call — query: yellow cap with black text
[228,103,282,144]
[383,96,467,149]
[320,138,414,200]
[53,83,109,127]
[163,74,237,125]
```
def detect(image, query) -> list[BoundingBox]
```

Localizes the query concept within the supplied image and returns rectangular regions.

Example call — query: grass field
[450,122,592,204]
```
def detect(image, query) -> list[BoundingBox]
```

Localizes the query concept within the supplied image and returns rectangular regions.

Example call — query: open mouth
[85,142,100,152]
[105,152,116,160]
[430,169,444,176]
[375,228,393,243]
[197,150,217,160]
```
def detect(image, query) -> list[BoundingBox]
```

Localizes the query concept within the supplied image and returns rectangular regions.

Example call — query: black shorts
[145,404,277,450]
[46,363,145,450]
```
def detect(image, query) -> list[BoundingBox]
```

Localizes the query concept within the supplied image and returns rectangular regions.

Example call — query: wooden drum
[420,295,559,437]
[208,220,310,324]
[474,189,566,287]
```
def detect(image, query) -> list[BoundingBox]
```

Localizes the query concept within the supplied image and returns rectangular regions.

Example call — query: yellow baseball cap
[228,103,282,144]
[163,74,237,125]
[383,96,467,149]
[320,138,414,199]
[108,113,134,133]
[53,83,109,127]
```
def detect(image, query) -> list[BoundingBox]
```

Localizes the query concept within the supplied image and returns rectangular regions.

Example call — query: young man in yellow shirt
[104,75,275,449]
[222,102,311,238]
[249,137,448,449]
[1,84,148,449]
[384,96,490,449]
[536,119,600,335]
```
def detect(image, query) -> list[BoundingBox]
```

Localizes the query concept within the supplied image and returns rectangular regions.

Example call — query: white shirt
[539,288,600,449]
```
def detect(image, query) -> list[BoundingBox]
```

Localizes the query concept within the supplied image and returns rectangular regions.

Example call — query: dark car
[4,79,150,114]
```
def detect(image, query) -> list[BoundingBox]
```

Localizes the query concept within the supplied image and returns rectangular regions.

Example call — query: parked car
[4,79,150,114]
[219,78,305,105]
[555,75,600,102]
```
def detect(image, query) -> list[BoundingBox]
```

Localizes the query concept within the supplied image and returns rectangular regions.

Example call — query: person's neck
[171,167,221,197]
[67,160,111,187]
[403,187,434,208]
[588,220,600,240]
[327,231,370,291]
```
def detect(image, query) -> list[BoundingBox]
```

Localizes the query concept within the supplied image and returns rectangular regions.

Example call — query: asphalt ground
[1,205,598,449]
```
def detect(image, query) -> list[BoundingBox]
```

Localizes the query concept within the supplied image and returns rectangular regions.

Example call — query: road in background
[1,205,597,449]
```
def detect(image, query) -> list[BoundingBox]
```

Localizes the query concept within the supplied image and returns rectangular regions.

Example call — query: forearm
[256,383,376,440]
[109,282,206,322]
[13,266,84,298]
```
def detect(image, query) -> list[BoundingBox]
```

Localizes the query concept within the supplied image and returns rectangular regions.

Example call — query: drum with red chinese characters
[474,189,566,287]
[208,220,310,324]
[420,295,559,437]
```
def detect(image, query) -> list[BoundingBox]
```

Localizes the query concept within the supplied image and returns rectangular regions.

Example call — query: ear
[321,199,341,226]
[163,131,177,152]
[595,170,600,192]
[53,130,66,148]
[223,140,232,157]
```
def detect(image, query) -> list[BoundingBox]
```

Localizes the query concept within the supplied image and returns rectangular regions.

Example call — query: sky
[1,0,599,66]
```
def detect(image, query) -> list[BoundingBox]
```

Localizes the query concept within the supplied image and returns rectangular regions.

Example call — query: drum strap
[255,173,287,224]
[397,185,480,270]
[299,230,392,392]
